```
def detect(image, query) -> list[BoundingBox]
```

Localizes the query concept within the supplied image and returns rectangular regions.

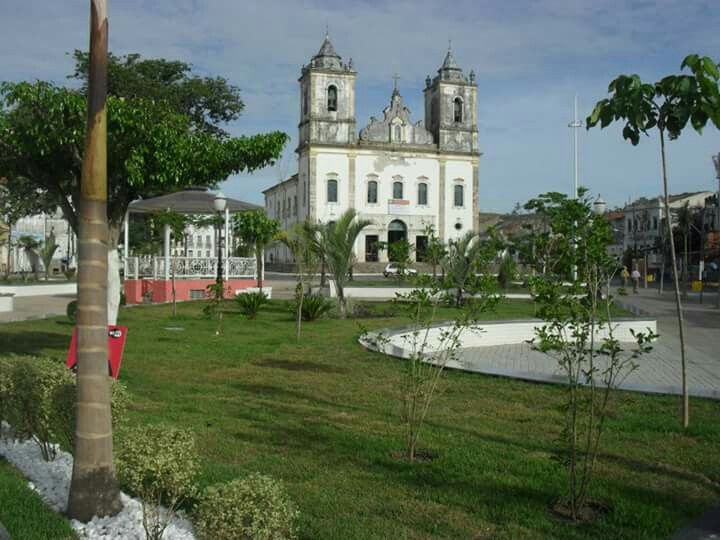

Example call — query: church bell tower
[423,46,478,154]
[298,33,357,150]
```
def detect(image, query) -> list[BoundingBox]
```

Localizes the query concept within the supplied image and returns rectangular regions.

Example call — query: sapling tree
[365,272,498,462]
[527,190,657,521]
[153,210,189,317]
[441,231,499,307]
[423,225,446,280]
[233,210,280,293]
[277,222,319,341]
[586,53,720,429]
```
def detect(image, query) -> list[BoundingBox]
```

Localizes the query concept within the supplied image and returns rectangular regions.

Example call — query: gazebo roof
[128,189,260,215]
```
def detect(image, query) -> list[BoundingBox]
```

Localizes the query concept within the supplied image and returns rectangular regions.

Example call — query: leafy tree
[382,239,414,280]
[586,53,720,429]
[232,210,280,293]
[0,177,54,278]
[1,61,287,324]
[153,210,189,316]
[310,210,372,318]
[528,190,656,522]
[70,50,244,135]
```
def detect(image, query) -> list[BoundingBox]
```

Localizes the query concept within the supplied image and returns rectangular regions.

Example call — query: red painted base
[123,278,258,305]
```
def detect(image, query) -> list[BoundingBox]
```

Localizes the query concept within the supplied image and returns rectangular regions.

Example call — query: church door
[387,220,407,260]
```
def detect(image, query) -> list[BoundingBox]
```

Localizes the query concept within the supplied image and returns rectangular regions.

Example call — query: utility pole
[713,153,720,308]
[569,95,582,282]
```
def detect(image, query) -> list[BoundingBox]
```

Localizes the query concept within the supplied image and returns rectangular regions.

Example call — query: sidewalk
[615,287,720,361]
[0,294,73,324]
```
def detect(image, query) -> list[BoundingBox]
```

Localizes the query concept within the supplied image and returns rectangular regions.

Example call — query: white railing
[125,256,256,279]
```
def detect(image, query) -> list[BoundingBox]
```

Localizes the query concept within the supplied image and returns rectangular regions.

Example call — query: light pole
[213,192,227,300]
[569,95,583,282]
[712,153,720,308]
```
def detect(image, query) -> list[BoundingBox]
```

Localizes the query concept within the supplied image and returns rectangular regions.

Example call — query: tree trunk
[659,129,689,429]
[67,0,122,521]
[682,232,688,300]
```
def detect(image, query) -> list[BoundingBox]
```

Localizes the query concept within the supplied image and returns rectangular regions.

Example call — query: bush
[63,268,76,281]
[3,356,74,461]
[0,356,13,438]
[295,293,333,322]
[66,300,78,324]
[235,291,269,319]
[115,425,199,540]
[497,255,516,289]
[52,378,131,454]
[196,473,299,540]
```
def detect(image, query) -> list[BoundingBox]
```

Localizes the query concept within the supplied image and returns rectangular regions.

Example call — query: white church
[264,35,480,264]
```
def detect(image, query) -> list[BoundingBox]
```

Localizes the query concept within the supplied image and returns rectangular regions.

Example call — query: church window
[327,85,338,112]
[302,87,308,116]
[418,183,428,206]
[454,97,463,123]
[393,181,404,200]
[367,180,378,204]
[327,178,338,203]
[454,184,464,207]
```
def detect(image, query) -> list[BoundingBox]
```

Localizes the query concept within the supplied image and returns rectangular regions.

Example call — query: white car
[383,263,418,278]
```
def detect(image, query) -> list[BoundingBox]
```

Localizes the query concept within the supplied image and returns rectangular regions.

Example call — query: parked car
[383,262,418,278]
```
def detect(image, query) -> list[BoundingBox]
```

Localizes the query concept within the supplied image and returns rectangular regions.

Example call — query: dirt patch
[390,448,439,463]
[254,357,347,374]
[550,498,610,524]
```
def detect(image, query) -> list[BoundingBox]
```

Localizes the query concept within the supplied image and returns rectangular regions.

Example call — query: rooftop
[128,188,260,215]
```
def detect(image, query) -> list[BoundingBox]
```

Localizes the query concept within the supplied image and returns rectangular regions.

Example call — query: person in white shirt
[631,268,641,293]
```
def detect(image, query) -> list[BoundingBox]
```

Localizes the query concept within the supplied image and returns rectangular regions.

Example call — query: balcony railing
[125,256,256,280]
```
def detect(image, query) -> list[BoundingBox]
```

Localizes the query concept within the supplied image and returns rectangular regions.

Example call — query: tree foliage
[232,210,280,291]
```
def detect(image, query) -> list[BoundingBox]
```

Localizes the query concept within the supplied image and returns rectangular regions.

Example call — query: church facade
[264,35,480,264]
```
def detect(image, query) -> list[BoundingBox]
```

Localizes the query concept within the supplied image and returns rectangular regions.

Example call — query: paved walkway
[451,288,720,399]
[0,294,73,323]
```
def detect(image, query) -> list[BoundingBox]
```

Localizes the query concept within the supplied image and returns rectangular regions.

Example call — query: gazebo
[122,188,260,304]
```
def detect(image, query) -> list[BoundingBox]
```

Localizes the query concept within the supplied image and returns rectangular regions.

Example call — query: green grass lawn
[0,299,718,539]
[0,458,77,539]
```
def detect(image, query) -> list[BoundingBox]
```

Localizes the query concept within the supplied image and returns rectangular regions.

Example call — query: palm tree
[443,231,486,308]
[312,209,372,318]
[18,235,40,279]
[67,0,122,521]
[39,232,59,280]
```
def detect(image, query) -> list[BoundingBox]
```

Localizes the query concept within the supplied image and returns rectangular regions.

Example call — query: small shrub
[63,268,76,281]
[196,473,299,540]
[4,356,74,461]
[235,291,269,319]
[291,293,333,322]
[617,287,628,296]
[0,356,13,438]
[115,425,199,540]
[52,378,131,454]
[66,300,78,324]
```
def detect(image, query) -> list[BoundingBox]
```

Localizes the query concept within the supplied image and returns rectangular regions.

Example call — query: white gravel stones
[0,426,195,540]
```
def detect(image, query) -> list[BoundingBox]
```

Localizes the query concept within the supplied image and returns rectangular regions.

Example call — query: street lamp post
[712,153,720,308]
[213,192,227,300]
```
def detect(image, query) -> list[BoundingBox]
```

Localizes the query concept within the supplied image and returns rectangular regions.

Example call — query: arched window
[454,184,464,207]
[327,178,338,203]
[394,124,402,142]
[454,97,463,123]
[327,85,338,112]
[418,182,428,206]
[302,87,308,116]
[367,180,378,204]
[393,181,403,200]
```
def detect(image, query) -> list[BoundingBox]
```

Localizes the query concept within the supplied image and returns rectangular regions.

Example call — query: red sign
[66,326,128,379]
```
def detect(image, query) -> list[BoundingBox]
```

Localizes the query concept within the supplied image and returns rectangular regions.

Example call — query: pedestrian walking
[631,268,641,294]
[621,266,630,288]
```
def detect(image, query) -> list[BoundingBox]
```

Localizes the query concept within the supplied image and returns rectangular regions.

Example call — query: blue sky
[1,0,719,211]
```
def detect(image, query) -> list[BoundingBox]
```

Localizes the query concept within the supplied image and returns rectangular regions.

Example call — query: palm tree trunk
[660,129,689,429]
[67,0,122,520]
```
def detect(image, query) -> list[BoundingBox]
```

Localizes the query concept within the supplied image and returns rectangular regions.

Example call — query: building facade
[264,35,480,264]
